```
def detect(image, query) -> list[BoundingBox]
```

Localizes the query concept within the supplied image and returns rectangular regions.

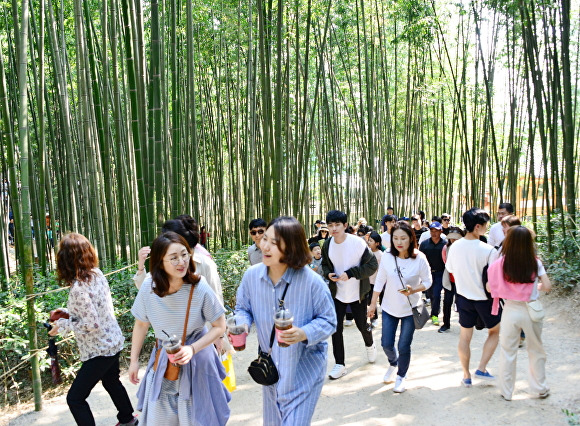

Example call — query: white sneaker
[366,343,377,363]
[329,364,347,380]
[383,366,397,383]
[393,375,406,393]
[344,320,354,327]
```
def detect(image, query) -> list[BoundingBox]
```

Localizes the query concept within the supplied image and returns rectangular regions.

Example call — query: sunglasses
[442,218,450,222]
[250,229,265,236]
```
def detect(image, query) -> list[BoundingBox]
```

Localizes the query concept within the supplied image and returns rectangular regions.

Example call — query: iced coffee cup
[226,316,248,351]
[163,335,182,366]
[274,308,293,347]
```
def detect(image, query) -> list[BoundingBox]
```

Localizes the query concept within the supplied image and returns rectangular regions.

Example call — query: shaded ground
[2,290,579,425]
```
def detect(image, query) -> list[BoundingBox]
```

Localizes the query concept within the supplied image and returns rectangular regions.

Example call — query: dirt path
[3,291,579,425]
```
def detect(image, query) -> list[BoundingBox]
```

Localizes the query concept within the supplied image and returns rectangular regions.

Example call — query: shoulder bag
[395,256,429,330]
[247,281,290,386]
[153,284,195,381]
[527,299,545,322]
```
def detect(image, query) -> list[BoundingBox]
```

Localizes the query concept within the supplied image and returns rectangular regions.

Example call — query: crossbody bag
[394,256,429,330]
[247,281,290,386]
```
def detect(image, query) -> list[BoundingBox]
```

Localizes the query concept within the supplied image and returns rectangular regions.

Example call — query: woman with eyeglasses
[129,232,230,425]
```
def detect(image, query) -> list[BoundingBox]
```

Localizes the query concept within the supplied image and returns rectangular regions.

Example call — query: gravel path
[3,292,579,425]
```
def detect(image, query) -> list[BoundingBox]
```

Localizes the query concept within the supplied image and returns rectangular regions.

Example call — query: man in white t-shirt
[380,214,396,250]
[446,208,500,388]
[488,203,514,247]
[322,210,378,380]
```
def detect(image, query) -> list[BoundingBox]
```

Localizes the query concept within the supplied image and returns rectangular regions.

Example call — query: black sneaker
[438,326,450,333]
[115,417,138,426]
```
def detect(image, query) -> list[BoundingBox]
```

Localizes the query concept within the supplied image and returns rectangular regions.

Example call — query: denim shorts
[456,293,501,329]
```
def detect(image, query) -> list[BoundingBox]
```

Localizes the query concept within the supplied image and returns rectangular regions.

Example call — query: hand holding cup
[226,316,248,351]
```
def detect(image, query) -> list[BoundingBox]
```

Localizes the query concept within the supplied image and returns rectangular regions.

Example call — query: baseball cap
[429,221,443,230]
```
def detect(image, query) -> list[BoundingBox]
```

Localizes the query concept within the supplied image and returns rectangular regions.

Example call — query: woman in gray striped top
[129,232,230,425]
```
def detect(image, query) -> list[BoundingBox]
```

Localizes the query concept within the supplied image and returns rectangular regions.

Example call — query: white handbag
[527,299,545,322]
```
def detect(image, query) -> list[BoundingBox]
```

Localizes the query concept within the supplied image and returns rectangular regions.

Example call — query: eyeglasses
[250,229,265,236]
[442,218,450,222]
[164,253,191,266]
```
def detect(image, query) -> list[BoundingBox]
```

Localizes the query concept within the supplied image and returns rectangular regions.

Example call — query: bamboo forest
[0,0,579,415]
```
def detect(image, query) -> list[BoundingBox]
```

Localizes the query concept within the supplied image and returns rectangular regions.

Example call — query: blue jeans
[381,311,415,378]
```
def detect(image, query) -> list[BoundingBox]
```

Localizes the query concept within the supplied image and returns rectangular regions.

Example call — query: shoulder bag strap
[394,256,414,310]
[154,284,195,371]
[181,284,196,343]
[267,281,291,352]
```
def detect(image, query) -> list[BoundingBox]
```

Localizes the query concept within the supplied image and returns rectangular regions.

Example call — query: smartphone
[398,288,407,293]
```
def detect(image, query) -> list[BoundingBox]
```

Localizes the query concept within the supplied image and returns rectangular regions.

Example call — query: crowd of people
[48,202,552,425]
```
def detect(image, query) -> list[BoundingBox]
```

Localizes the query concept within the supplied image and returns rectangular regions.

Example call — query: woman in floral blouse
[49,233,137,426]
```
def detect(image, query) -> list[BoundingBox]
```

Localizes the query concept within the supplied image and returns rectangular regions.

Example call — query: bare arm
[173,315,226,365]
[538,274,552,293]
[129,319,150,384]
[367,291,382,318]
[133,247,150,289]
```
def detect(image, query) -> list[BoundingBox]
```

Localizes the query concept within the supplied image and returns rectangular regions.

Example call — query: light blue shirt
[235,263,337,425]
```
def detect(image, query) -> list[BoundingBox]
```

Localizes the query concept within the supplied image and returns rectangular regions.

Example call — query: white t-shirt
[488,222,504,247]
[329,234,367,303]
[369,250,383,285]
[445,238,497,301]
[530,260,546,301]
[380,231,391,250]
[374,250,432,318]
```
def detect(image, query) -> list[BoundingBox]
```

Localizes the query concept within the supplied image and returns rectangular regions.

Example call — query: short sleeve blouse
[131,276,225,342]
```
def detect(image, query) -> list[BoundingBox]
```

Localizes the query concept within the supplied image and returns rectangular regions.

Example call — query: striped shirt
[131,276,224,342]
[235,263,337,425]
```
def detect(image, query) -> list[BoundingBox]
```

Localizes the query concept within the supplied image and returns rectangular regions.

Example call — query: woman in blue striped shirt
[235,216,337,425]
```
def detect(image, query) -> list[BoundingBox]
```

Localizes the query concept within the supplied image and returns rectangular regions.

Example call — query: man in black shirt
[441,213,452,235]
[419,222,446,327]
[411,215,428,240]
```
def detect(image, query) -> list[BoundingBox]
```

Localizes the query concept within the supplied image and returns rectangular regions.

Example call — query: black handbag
[248,347,279,386]
[395,257,429,330]
[247,282,290,386]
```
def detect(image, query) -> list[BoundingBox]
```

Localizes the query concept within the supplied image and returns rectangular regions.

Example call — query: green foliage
[533,213,580,291]
[563,409,580,426]
[213,246,249,309]
[0,245,251,406]
[0,264,144,407]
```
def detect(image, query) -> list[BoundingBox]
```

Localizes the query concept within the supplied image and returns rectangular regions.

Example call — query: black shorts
[456,293,501,329]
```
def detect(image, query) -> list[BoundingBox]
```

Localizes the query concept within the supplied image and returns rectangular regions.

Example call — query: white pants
[498,300,549,399]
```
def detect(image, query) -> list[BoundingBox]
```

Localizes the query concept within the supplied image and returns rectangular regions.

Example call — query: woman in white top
[367,223,432,393]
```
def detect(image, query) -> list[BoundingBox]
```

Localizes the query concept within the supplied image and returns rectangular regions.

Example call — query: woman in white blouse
[49,233,137,425]
[367,223,432,393]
